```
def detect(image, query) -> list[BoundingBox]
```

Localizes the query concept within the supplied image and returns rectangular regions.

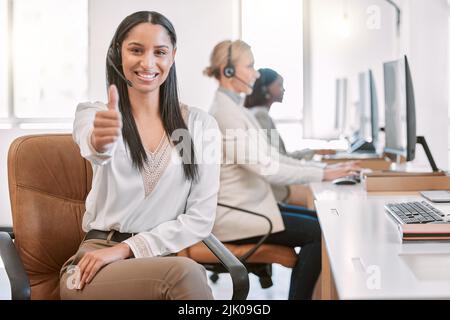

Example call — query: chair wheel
[209,273,219,283]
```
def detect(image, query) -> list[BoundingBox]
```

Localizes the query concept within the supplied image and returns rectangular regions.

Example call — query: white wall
[401,0,449,169]
[88,0,240,110]
[305,0,448,169]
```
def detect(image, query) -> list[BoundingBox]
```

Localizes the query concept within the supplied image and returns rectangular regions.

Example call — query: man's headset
[223,44,236,78]
[222,43,253,89]
[107,43,133,87]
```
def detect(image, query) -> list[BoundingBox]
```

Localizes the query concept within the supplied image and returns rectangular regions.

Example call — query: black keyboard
[384,201,446,224]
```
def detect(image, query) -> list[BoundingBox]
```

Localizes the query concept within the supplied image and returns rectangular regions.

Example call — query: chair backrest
[8,134,91,299]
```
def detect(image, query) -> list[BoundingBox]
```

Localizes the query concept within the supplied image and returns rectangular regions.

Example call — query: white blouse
[73,102,221,258]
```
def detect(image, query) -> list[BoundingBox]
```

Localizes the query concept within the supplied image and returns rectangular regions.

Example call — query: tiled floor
[207,264,291,300]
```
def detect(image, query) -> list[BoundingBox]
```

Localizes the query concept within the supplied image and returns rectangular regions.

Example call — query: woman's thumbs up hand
[91,85,123,153]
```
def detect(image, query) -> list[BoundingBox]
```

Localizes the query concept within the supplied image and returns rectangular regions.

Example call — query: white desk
[0,255,11,300]
[310,182,450,299]
[310,181,419,202]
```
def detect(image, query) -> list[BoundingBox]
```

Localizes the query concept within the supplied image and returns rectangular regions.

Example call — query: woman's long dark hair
[244,68,279,108]
[106,11,198,181]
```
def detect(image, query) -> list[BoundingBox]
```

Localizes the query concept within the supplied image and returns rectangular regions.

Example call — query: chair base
[205,263,274,289]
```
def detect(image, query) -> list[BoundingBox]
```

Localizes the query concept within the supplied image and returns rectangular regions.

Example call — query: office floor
[207,264,291,300]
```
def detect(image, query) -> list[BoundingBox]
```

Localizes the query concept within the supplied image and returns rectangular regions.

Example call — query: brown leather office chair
[0,134,249,300]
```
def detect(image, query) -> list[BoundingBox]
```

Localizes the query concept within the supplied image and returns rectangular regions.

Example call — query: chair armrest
[0,226,14,239]
[202,234,249,300]
[0,232,30,300]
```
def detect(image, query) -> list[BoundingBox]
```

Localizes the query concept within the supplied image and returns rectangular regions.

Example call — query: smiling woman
[59,11,221,300]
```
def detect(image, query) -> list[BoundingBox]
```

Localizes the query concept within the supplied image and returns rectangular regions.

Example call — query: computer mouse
[332,177,358,185]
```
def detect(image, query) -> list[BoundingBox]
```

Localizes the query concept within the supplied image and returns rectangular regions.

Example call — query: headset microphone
[107,48,133,87]
[233,75,253,89]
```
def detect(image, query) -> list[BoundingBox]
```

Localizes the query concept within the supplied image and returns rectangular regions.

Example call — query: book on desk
[400,223,450,242]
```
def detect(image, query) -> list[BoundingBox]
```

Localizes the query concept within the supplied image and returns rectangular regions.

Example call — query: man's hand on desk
[323,161,362,181]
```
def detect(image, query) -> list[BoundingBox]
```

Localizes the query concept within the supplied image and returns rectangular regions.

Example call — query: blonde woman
[205,40,359,299]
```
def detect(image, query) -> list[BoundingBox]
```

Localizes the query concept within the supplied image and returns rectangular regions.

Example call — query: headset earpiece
[107,42,133,87]
[107,47,114,62]
[264,89,271,100]
[223,44,235,78]
[260,72,271,100]
[221,43,253,90]
[108,43,121,64]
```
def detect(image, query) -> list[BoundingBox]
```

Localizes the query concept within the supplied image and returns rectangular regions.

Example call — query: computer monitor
[334,77,348,137]
[347,70,378,153]
[383,55,416,161]
[358,70,379,144]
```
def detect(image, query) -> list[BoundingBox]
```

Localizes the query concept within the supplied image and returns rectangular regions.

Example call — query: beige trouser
[60,238,214,300]
[272,184,309,207]
[286,184,309,207]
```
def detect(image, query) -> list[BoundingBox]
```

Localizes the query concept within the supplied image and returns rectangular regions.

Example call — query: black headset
[107,42,133,87]
[222,42,254,90]
[107,41,121,69]
[223,44,235,78]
